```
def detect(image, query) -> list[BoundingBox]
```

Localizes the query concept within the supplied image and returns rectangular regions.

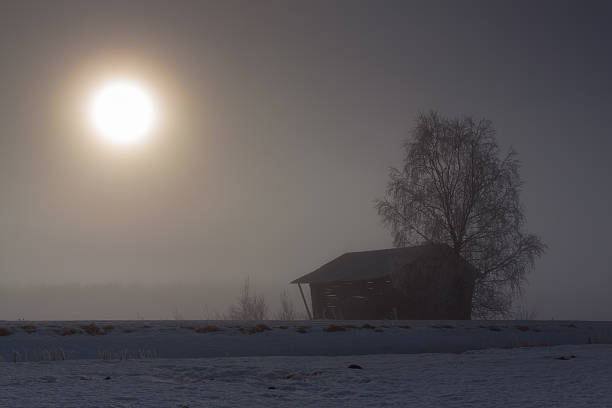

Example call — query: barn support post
[297,283,313,320]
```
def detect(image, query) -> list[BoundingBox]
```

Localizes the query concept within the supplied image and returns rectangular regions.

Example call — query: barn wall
[310,279,397,319]
[308,256,474,320]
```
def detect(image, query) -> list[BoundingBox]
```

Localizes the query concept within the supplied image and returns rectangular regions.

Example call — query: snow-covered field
[2,345,612,407]
[2,320,612,407]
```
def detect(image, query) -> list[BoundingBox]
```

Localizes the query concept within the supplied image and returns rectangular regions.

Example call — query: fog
[1,1,611,320]
[0,283,275,321]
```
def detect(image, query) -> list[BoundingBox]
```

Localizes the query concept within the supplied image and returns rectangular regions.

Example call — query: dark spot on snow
[348,364,362,369]
[516,325,530,332]
[104,376,112,380]
[399,325,411,329]
[278,326,288,329]
[555,355,576,360]
[286,371,323,380]
[361,323,376,329]
[123,328,134,333]
[567,323,577,328]
[295,327,308,334]
[80,376,89,381]
[268,386,276,390]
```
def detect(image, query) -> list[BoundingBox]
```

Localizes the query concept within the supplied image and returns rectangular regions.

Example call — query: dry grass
[245,324,272,334]
[56,327,78,336]
[100,351,112,360]
[21,325,37,333]
[81,323,105,335]
[137,349,157,359]
[40,349,66,361]
[195,325,222,333]
[119,350,130,360]
[0,327,13,336]
[323,325,346,332]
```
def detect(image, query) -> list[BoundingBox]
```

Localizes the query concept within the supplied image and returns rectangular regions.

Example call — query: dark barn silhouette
[291,244,475,320]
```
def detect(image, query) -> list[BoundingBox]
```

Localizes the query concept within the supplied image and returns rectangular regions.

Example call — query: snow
[2,320,612,406]
[2,345,612,407]
[1,320,611,361]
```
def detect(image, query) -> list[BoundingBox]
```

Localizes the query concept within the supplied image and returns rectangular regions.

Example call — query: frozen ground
[1,320,612,361]
[2,344,612,407]
[2,321,612,407]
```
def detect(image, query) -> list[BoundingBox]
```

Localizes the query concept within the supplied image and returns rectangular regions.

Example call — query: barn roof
[291,244,462,284]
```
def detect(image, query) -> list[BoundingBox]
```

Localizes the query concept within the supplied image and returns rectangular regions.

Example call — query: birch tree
[376,111,545,318]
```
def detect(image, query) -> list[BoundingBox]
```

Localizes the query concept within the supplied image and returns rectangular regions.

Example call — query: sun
[89,79,156,146]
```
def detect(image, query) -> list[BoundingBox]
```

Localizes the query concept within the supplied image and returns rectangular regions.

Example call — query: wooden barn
[291,244,476,320]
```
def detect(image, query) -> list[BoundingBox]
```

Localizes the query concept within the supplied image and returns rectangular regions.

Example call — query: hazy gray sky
[1,1,611,319]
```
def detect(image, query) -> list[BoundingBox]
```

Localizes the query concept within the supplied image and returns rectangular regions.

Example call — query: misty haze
[1,1,610,322]
[1,1,612,407]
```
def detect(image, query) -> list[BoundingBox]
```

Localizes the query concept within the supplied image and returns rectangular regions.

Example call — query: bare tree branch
[375,111,546,318]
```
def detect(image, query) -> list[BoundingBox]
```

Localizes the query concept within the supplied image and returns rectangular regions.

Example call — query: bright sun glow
[89,79,156,145]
